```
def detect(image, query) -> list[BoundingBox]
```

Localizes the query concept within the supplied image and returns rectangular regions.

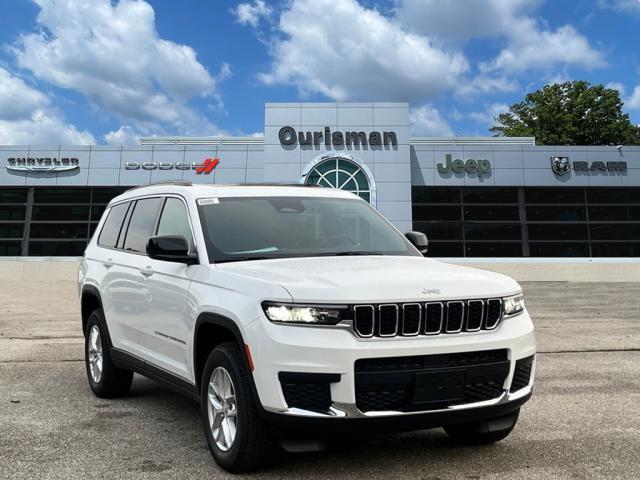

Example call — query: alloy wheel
[208,366,238,451]
[88,325,103,383]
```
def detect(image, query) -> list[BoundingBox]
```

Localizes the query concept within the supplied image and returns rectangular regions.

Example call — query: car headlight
[503,293,525,317]
[262,302,346,325]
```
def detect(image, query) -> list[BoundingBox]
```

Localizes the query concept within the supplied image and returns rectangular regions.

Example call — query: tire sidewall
[201,345,249,470]
[84,310,109,396]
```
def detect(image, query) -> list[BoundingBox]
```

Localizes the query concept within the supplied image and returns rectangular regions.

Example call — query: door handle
[140,266,154,277]
[102,258,113,269]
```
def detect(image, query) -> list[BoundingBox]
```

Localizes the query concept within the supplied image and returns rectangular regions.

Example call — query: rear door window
[123,198,163,254]
[97,202,130,248]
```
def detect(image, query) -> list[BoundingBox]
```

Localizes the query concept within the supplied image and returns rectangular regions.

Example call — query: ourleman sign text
[279,126,398,147]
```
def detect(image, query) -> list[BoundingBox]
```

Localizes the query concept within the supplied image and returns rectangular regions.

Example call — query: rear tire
[84,309,133,398]
[444,409,519,445]
[201,342,273,473]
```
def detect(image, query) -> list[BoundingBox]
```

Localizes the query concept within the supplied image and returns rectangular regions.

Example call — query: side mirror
[147,235,198,265]
[405,231,428,255]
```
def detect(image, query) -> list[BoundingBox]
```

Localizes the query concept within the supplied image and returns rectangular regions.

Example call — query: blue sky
[0,0,639,144]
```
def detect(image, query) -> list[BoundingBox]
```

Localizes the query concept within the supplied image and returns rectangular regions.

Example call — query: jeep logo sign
[437,154,491,176]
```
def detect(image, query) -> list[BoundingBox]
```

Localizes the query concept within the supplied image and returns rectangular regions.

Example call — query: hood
[216,256,521,303]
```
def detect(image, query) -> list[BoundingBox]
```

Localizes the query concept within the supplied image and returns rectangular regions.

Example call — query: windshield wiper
[320,251,384,256]
[215,256,273,264]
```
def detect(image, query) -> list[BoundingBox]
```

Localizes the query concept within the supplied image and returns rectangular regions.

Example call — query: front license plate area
[413,370,465,404]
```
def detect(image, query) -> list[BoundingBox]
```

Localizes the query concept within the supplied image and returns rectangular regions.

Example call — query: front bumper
[246,308,536,421]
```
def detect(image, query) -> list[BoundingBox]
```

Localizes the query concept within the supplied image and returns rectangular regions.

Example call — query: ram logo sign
[551,156,571,176]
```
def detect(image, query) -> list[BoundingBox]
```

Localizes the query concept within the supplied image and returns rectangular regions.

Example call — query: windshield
[197,196,420,263]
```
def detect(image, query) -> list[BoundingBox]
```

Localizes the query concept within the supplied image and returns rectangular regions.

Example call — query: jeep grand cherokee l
[78,182,535,472]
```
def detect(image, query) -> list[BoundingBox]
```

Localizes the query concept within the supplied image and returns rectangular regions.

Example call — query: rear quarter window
[97,202,129,248]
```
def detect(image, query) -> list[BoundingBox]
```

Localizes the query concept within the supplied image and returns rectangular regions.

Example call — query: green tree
[490,81,640,145]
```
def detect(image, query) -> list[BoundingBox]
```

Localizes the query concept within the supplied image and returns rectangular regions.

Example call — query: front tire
[201,343,273,473]
[444,409,520,445]
[84,309,133,398]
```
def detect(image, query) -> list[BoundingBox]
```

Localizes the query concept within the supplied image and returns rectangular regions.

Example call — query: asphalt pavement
[0,261,638,479]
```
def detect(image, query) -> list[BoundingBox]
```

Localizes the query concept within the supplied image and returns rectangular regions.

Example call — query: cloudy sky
[0,0,639,144]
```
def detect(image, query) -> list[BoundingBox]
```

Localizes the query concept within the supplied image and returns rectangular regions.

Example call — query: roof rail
[125,180,193,192]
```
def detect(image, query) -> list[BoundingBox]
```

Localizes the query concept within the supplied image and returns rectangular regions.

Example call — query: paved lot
[1,261,639,479]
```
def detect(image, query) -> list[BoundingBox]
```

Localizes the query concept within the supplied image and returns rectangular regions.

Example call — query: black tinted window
[157,198,194,251]
[123,198,162,253]
[98,202,129,248]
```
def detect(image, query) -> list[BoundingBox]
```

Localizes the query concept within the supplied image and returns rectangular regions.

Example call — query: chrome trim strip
[353,305,375,338]
[401,303,422,336]
[484,298,503,330]
[465,299,484,332]
[264,385,533,419]
[445,301,464,333]
[378,304,399,337]
[424,302,444,335]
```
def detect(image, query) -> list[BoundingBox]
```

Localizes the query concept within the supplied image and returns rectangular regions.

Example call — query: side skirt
[111,348,200,403]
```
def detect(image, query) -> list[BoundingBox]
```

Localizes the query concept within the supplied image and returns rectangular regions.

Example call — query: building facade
[1,102,638,257]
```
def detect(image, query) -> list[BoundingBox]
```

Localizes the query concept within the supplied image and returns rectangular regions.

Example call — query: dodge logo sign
[551,156,570,176]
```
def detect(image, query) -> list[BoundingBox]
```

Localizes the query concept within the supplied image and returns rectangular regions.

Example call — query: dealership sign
[125,158,220,174]
[551,156,627,176]
[437,154,492,176]
[279,126,398,147]
[6,157,79,173]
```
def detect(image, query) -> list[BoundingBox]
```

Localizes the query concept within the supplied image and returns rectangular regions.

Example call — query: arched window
[304,157,372,203]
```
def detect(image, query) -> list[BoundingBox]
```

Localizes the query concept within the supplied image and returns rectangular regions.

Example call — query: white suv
[79,182,535,472]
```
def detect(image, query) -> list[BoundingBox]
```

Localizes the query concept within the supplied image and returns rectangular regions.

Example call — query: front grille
[352,298,503,338]
[510,355,535,392]
[355,349,510,412]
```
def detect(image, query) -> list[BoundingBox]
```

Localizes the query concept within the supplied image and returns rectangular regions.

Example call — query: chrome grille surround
[349,299,504,339]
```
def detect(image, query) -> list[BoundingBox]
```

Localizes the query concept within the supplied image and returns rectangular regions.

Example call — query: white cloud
[626,85,640,110]
[468,103,509,126]
[231,0,272,27]
[0,68,49,120]
[410,105,454,136]
[13,0,224,135]
[457,74,519,97]
[598,0,640,14]
[0,66,94,144]
[258,0,468,101]
[104,125,139,145]
[607,82,625,95]
[0,110,95,144]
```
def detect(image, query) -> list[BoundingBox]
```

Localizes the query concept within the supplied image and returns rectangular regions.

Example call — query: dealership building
[1,102,639,257]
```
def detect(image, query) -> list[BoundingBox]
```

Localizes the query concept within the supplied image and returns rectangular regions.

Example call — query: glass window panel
[464,223,522,240]
[156,198,194,251]
[427,242,464,257]
[0,224,24,239]
[33,187,90,203]
[31,205,90,221]
[463,188,518,203]
[28,241,87,256]
[525,188,584,204]
[358,192,370,202]
[0,241,21,256]
[98,202,130,248]
[413,222,463,241]
[591,243,640,257]
[123,198,163,253]
[526,205,586,221]
[412,187,460,204]
[0,206,26,221]
[338,159,359,174]
[590,224,640,241]
[413,205,461,221]
[464,205,519,221]
[586,188,640,204]
[529,242,589,257]
[588,206,640,222]
[91,187,128,204]
[30,223,88,239]
[528,223,588,241]
[465,243,523,257]
[0,188,27,203]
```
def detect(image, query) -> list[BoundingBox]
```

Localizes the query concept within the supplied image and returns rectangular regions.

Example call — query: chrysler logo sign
[6,157,79,173]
